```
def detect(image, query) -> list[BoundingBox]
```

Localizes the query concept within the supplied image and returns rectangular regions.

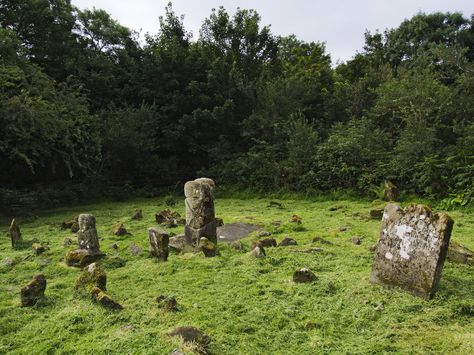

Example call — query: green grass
[1,196,473,354]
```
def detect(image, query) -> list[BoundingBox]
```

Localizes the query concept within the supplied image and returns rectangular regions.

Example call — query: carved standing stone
[370,204,453,299]
[382,181,397,201]
[184,178,217,248]
[148,227,169,261]
[9,218,22,247]
[66,213,104,267]
[77,214,101,251]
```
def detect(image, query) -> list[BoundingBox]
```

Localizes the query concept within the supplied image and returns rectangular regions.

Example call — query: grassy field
[1,195,473,354]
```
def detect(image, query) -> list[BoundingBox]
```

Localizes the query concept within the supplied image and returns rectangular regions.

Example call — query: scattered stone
[111,222,128,236]
[75,262,107,293]
[279,237,298,246]
[168,326,211,353]
[249,246,266,258]
[148,228,169,261]
[217,222,263,242]
[3,258,16,267]
[328,204,345,211]
[447,241,474,265]
[258,230,272,237]
[21,274,46,307]
[200,237,217,257]
[169,234,191,253]
[156,295,178,312]
[129,243,143,256]
[9,218,22,247]
[131,208,143,220]
[90,286,123,310]
[383,181,398,201]
[290,215,302,224]
[64,237,74,247]
[110,243,118,250]
[350,236,362,245]
[32,243,46,255]
[293,268,317,283]
[60,216,79,232]
[267,200,283,209]
[338,225,350,232]
[155,209,183,228]
[255,238,277,248]
[231,241,245,251]
[184,178,217,248]
[370,208,384,220]
[312,236,333,245]
[370,204,454,299]
[215,217,224,227]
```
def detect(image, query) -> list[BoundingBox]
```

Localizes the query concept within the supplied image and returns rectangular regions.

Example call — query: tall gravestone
[9,218,22,247]
[148,227,170,261]
[65,213,104,267]
[370,204,453,299]
[184,178,216,248]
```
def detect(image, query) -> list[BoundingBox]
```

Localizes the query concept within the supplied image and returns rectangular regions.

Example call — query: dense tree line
[1,1,473,209]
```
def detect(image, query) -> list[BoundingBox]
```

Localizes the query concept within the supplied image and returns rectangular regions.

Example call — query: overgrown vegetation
[0,196,473,353]
[1,1,474,209]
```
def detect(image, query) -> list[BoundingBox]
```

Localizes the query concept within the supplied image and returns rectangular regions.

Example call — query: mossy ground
[1,196,473,354]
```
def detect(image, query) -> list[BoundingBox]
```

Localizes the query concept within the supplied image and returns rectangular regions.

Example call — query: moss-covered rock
[168,326,211,354]
[32,243,46,255]
[90,287,123,310]
[75,262,107,295]
[448,241,474,265]
[199,237,217,257]
[156,295,178,312]
[293,268,317,283]
[21,274,46,307]
[65,249,104,267]
[111,222,128,236]
[131,208,143,220]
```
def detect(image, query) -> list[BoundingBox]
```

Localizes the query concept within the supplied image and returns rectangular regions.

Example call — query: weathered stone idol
[21,274,46,307]
[65,213,104,267]
[148,227,170,261]
[9,218,22,247]
[184,178,217,248]
[370,204,454,299]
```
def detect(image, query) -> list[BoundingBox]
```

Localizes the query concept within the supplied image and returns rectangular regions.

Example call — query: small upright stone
[350,236,362,245]
[9,218,22,247]
[148,228,170,261]
[370,204,453,299]
[111,222,128,236]
[21,274,46,307]
[75,262,107,293]
[184,178,217,248]
[383,181,397,201]
[32,243,46,255]
[254,238,277,248]
[131,208,143,220]
[293,268,317,283]
[279,237,297,247]
[200,237,217,257]
[249,245,266,258]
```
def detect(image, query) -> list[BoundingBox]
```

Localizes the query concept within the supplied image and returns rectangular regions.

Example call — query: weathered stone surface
[312,236,333,245]
[111,222,128,236]
[169,234,188,253]
[350,236,362,245]
[168,326,211,353]
[129,243,143,256]
[184,178,217,247]
[32,243,46,255]
[293,268,317,283]
[131,208,143,220]
[148,228,169,261]
[77,214,101,252]
[448,241,474,265]
[383,181,397,201]
[65,249,105,267]
[9,218,22,247]
[370,204,453,299]
[279,237,297,247]
[21,274,46,307]
[155,209,184,228]
[258,230,271,237]
[254,238,277,248]
[199,237,217,257]
[90,287,123,310]
[75,262,107,293]
[217,222,263,242]
[156,295,178,312]
[249,245,266,258]
[290,215,302,224]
